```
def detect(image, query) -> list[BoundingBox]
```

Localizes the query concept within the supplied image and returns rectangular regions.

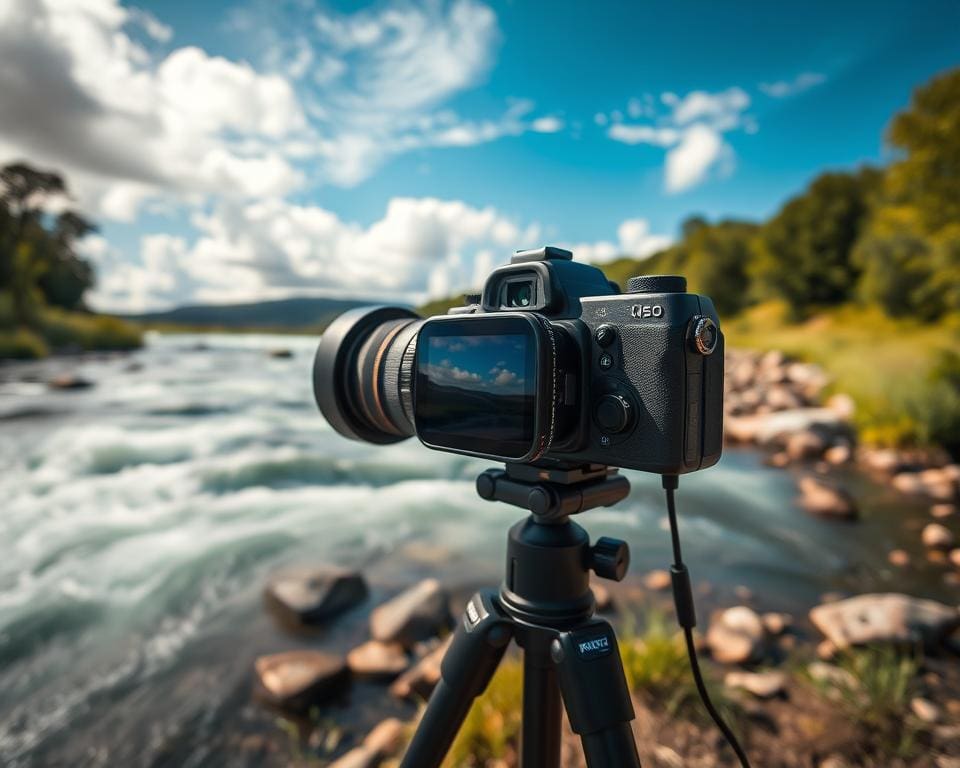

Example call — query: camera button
[598,352,614,371]
[595,324,617,348]
[595,394,632,434]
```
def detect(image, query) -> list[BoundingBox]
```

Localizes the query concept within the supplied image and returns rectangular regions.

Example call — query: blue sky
[1,0,957,310]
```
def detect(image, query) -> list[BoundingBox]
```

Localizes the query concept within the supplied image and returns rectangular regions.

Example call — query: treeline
[605,68,960,322]
[0,163,140,358]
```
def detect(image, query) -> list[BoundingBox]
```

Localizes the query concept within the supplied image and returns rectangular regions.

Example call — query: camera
[313,246,723,475]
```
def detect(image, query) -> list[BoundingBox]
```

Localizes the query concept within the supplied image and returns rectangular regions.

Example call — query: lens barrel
[313,306,422,444]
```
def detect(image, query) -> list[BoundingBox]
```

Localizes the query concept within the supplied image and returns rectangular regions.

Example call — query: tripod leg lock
[440,590,513,690]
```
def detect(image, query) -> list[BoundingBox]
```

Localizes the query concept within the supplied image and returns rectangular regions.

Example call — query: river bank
[0,333,957,767]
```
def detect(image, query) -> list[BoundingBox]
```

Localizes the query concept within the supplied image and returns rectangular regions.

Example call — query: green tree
[752,168,881,315]
[677,218,759,316]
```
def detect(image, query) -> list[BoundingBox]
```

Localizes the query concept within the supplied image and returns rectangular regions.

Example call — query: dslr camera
[313,246,723,475]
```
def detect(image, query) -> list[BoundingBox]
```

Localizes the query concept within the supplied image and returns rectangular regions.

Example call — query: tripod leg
[552,618,642,768]
[521,646,563,768]
[399,591,512,768]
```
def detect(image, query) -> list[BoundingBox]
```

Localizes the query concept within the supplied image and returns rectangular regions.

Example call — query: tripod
[399,462,643,768]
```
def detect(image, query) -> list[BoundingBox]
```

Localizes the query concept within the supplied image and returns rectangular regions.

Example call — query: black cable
[661,475,753,768]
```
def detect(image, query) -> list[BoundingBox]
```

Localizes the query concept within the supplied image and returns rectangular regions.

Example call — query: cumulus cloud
[564,218,672,265]
[603,86,752,193]
[760,72,826,98]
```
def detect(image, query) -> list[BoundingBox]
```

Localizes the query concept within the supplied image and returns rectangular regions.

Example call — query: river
[0,332,949,766]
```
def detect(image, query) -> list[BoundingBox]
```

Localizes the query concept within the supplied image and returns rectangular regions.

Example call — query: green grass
[727,301,960,449]
[0,327,49,359]
[806,646,922,758]
[0,309,143,360]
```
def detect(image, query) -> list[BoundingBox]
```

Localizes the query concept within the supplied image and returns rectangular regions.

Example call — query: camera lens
[506,281,534,308]
[313,306,422,444]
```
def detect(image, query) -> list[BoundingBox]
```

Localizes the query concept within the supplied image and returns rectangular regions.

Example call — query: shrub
[0,328,48,359]
[39,308,142,352]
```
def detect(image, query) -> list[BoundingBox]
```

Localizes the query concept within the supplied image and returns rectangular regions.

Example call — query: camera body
[313,246,724,476]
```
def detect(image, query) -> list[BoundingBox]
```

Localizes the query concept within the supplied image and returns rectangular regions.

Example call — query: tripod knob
[590,537,630,581]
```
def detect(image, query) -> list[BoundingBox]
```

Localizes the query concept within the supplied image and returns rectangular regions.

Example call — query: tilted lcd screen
[415,323,537,458]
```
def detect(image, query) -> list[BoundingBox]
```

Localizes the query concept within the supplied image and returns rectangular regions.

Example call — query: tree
[751,168,881,315]
[679,219,759,317]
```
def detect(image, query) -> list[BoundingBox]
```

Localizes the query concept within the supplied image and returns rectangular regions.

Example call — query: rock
[910,696,941,724]
[766,385,803,411]
[888,549,911,567]
[370,579,452,649]
[264,567,368,627]
[347,641,408,679]
[922,523,956,550]
[390,635,451,700]
[591,581,612,612]
[761,612,791,636]
[724,670,787,699]
[807,661,856,689]
[809,593,960,651]
[48,373,94,390]
[819,756,851,768]
[734,585,753,603]
[797,476,858,519]
[825,393,856,421]
[364,717,405,756]
[932,503,957,519]
[824,443,852,466]
[268,348,294,359]
[706,606,765,665]
[652,745,684,768]
[895,470,959,500]
[254,650,349,712]
[329,747,377,768]
[643,569,672,591]
[725,408,848,446]
[935,756,960,768]
[765,451,791,468]
[816,640,838,660]
[786,429,827,461]
[950,549,960,568]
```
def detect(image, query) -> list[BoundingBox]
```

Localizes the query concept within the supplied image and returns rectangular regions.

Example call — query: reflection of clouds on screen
[426,334,528,394]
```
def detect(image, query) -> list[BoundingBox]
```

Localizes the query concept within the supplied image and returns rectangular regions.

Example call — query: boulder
[894,470,959,501]
[932,503,957,519]
[922,523,956,550]
[264,567,368,627]
[268,348,294,359]
[347,641,409,679]
[766,385,803,412]
[48,373,94,390]
[254,650,349,712]
[370,579,453,649]
[809,593,960,651]
[797,476,858,520]
[911,697,941,724]
[706,606,765,665]
[807,661,856,689]
[950,549,960,569]
[724,670,787,699]
[390,636,452,700]
[761,612,791,636]
[825,393,855,421]
[329,717,406,767]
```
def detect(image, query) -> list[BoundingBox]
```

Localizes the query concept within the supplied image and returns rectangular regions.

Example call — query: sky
[0,0,958,312]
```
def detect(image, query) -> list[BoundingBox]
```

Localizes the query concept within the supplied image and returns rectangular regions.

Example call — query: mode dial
[594,393,633,434]
[626,275,687,294]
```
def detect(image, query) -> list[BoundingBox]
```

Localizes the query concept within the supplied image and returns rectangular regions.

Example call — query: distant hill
[126,296,383,330]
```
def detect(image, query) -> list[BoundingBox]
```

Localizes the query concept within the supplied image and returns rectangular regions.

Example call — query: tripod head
[475,461,631,523]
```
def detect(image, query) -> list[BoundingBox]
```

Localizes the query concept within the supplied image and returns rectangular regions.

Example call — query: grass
[0,327,49,359]
[0,309,143,360]
[805,646,923,759]
[727,300,960,449]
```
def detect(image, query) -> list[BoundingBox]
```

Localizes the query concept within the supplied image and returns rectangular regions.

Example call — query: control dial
[594,393,633,434]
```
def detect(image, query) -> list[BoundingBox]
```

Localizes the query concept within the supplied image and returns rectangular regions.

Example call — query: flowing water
[0,333,949,767]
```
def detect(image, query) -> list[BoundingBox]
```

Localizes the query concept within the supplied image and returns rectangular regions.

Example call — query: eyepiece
[313,306,422,444]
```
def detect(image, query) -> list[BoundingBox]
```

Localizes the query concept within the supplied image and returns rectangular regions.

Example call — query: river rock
[797,476,858,519]
[48,373,94,390]
[254,650,349,712]
[347,640,408,679]
[370,579,452,649]
[894,469,959,501]
[726,408,849,447]
[922,523,956,550]
[264,567,368,627]
[268,348,294,359]
[809,593,960,651]
[911,697,941,724]
[761,612,791,636]
[591,581,612,612]
[786,429,827,461]
[724,670,787,699]
[950,549,960,568]
[390,635,451,700]
[932,503,957,519]
[330,717,406,768]
[888,549,911,567]
[766,385,803,411]
[825,393,856,421]
[807,661,856,689]
[706,606,765,664]
[643,569,672,591]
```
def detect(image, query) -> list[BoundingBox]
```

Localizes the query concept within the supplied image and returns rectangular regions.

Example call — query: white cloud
[603,86,751,193]
[564,218,672,265]
[665,125,725,193]
[531,116,564,133]
[760,72,826,98]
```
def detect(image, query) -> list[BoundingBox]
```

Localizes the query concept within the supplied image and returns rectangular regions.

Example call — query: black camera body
[313,246,724,476]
